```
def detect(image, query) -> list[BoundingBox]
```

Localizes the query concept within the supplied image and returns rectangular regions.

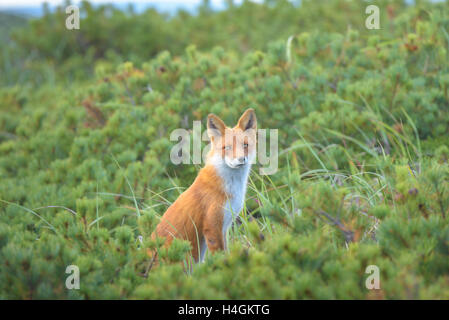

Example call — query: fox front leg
[203,206,226,254]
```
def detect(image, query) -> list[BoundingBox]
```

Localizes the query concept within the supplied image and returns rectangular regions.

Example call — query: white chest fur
[199,157,251,263]
[213,160,251,237]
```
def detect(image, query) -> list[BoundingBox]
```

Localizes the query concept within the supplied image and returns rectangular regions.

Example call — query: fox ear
[207,113,226,138]
[237,108,257,131]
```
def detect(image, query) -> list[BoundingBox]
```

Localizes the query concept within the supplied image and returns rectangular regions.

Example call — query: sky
[0,0,263,16]
[0,0,230,6]
[0,0,431,16]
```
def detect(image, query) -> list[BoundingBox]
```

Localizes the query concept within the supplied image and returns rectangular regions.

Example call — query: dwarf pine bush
[0,0,448,299]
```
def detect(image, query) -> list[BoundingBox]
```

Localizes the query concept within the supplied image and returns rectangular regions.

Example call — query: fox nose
[238,156,247,164]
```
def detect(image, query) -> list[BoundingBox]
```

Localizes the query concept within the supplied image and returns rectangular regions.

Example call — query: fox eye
[243,143,249,148]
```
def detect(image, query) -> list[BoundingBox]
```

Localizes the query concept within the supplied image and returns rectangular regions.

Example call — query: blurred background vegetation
[0,0,448,299]
[1,0,412,85]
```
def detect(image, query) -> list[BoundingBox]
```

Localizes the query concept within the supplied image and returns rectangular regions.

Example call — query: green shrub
[0,0,448,299]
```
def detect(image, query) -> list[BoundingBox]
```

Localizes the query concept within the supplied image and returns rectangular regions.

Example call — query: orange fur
[150,109,257,264]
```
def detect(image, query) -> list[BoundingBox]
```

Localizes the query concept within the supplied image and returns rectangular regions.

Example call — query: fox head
[207,108,257,169]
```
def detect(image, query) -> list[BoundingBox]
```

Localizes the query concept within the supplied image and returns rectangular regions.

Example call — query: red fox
[151,109,257,264]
